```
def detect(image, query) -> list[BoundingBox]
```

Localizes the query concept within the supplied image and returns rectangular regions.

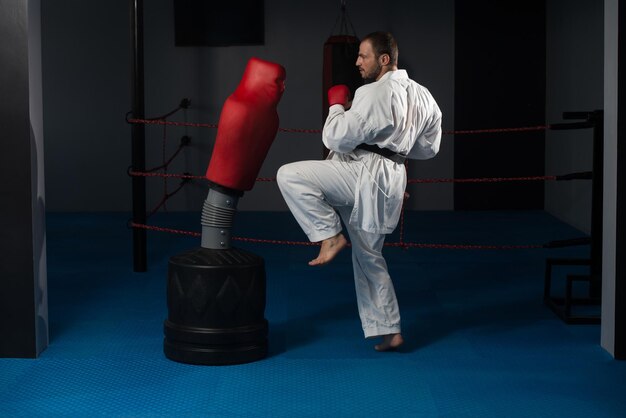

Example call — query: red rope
[147,182,186,218]
[128,118,218,129]
[127,118,549,136]
[384,242,544,250]
[129,171,205,181]
[407,175,557,184]
[443,125,550,135]
[129,170,557,184]
[129,222,543,250]
[161,123,168,211]
[233,236,320,246]
[399,200,406,247]
[131,223,201,238]
[278,127,323,134]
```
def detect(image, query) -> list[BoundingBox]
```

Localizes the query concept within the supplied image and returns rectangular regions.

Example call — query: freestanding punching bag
[164,57,286,365]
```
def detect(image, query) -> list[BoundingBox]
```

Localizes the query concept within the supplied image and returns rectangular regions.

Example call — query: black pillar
[130,0,147,272]
[0,0,48,358]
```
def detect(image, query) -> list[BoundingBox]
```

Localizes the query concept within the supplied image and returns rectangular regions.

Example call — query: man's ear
[379,54,391,66]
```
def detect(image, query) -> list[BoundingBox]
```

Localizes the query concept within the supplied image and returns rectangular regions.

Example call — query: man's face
[356,40,382,83]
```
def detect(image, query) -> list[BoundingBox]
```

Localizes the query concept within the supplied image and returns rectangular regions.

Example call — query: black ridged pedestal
[164,247,267,365]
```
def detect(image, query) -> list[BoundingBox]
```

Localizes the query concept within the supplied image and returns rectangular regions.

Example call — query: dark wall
[41,0,455,212]
[545,0,603,234]
[454,0,546,210]
[39,1,602,220]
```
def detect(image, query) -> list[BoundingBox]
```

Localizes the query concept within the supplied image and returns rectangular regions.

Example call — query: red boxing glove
[205,57,286,191]
[327,85,350,107]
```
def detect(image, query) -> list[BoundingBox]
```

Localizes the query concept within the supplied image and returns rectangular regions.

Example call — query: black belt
[356,143,406,164]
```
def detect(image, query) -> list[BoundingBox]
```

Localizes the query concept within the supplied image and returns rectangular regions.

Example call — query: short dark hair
[362,32,398,66]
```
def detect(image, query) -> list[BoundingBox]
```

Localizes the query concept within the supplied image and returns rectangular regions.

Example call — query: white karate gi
[277,69,441,338]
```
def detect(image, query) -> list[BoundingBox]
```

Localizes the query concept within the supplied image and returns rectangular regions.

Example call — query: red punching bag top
[234,57,286,104]
[205,57,286,192]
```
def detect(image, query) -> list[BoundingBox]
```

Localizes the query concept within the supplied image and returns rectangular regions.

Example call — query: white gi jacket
[322,69,442,234]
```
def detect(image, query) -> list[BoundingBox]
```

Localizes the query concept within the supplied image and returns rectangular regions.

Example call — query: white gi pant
[276,158,401,338]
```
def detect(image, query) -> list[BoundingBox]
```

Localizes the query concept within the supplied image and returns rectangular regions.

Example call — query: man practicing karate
[277,32,442,351]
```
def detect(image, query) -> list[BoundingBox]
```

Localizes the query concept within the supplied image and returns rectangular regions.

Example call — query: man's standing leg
[337,207,403,351]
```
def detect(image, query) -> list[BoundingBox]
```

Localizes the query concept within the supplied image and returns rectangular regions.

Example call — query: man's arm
[407,100,442,160]
[322,104,372,153]
[323,85,395,153]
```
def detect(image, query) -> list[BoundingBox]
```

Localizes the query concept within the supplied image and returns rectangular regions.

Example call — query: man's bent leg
[277,160,356,264]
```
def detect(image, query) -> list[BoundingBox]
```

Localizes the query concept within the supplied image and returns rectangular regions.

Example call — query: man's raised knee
[276,164,294,189]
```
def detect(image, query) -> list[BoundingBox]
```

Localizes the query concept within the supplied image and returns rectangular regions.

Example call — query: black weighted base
[164,246,268,365]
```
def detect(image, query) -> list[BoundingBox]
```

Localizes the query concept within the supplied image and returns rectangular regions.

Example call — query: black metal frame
[543,110,603,324]
[544,258,599,324]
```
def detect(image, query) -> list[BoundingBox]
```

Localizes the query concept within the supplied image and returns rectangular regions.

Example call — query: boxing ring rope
[128,221,591,251]
[126,106,599,256]
[128,115,550,136]
[127,169,592,184]
[128,107,605,325]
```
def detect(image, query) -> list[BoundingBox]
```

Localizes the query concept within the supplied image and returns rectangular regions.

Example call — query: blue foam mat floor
[1,211,625,417]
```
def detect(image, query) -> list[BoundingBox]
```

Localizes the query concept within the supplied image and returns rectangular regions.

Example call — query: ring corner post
[130,0,147,272]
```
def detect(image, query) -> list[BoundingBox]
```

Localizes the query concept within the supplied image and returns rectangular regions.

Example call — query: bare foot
[308,233,348,266]
[374,333,404,352]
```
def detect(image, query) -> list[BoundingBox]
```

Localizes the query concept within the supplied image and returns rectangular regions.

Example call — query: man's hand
[328,85,351,108]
